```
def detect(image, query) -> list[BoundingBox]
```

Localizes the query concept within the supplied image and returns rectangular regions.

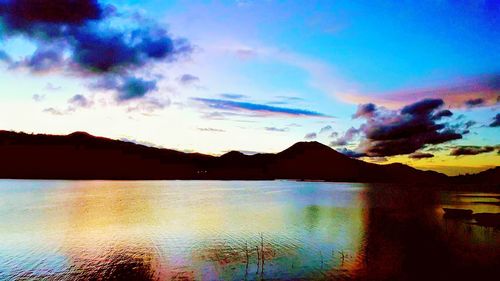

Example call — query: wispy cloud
[43,107,65,115]
[220,93,248,100]
[275,96,304,101]
[178,74,200,86]
[304,132,317,139]
[198,127,225,132]
[330,127,359,146]
[265,127,289,132]
[32,94,46,102]
[464,98,484,108]
[340,74,500,109]
[266,95,305,105]
[45,83,61,91]
[192,98,330,118]
[319,125,333,134]
[68,94,93,108]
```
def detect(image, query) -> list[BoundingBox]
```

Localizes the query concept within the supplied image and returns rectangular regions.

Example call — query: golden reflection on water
[0,180,498,280]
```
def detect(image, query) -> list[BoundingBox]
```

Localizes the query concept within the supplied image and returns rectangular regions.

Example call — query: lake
[0,180,498,280]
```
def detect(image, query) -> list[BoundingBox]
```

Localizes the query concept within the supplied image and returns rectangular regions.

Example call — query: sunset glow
[0,0,498,175]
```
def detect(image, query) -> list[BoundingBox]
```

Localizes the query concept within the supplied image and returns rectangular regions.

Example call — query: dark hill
[0,130,494,183]
[270,142,447,183]
[0,130,212,179]
[450,167,500,184]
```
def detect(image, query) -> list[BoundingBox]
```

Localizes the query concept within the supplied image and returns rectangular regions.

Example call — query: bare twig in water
[256,245,260,274]
[338,250,346,265]
[320,250,324,270]
[245,241,249,276]
[245,242,249,267]
[260,233,265,271]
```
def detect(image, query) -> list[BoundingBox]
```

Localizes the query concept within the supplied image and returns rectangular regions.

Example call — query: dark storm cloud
[0,0,105,41]
[353,103,376,118]
[69,25,184,74]
[489,113,500,127]
[400,98,444,115]
[450,146,496,156]
[117,77,157,101]
[192,98,329,117]
[0,0,191,103]
[90,76,158,101]
[464,98,484,107]
[0,1,110,49]
[351,98,462,157]
[432,109,453,120]
[0,0,103,34]
[408,152,434,159]
[70,29,143,73]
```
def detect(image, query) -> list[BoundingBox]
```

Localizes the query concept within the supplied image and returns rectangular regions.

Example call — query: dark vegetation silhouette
[450,166,500,183]
[0,130,497,183]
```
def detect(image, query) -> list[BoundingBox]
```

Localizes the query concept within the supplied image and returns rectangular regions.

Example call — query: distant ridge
[450,167,500,184]
[0,130,496,183]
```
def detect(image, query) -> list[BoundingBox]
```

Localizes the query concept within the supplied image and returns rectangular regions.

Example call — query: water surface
[0,180,498,280]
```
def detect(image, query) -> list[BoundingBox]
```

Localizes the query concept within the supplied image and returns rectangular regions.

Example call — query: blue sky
[0,0,498,174]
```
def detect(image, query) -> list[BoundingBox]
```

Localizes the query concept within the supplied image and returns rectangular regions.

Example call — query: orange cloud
[340,74,499,109]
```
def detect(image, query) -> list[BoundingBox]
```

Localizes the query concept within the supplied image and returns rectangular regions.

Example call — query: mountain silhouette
[0,130,496,183]
[450,166,500,184]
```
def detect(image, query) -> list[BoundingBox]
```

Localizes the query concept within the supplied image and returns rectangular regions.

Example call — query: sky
[0,0,498,175]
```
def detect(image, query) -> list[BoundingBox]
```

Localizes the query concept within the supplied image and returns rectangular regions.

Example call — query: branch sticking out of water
[245,242,249,272]
[260,233,265,271]
[320,250,324,270]
[338,250,346,265]
[256,245,260,274]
